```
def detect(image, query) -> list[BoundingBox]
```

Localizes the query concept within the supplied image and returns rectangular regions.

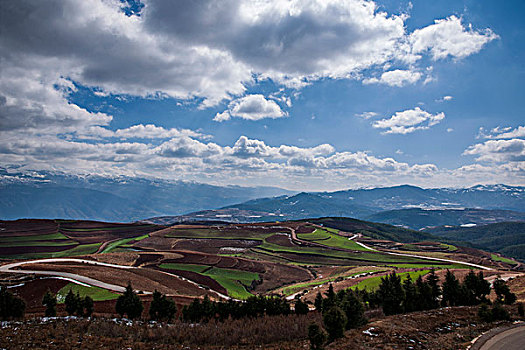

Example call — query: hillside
[364,208,525,230]
[425,222,525,261]
[0,169,293,222]
[308,217,436,243]
[149,184,525,227]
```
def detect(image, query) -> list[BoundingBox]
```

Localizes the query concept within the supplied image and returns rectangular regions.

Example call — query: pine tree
[149,290,176,322]
[314,291,324,312]
[42,290,57,317]
[323,305,347,342]
[0,287,26,320]
[84,296,94,317]
[426,269,441,309]
[308,322,327,350]
[441,270,461,306]
[341,290,366,329]
[493,277,517,305]
[377,272,405,315]
[65,289,79,315]
[295,297,309,315]
[116,283,143,319]
[402,275,417,313]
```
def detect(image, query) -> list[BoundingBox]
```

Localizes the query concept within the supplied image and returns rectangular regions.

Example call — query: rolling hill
[424,222,525,261]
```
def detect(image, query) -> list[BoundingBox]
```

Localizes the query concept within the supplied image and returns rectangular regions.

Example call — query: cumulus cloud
[410,16,499,60]
[214,95,286,122]
[363,69,422,87]
[372,107,445,134]
[463,139,525,162]
[478,125,525,140]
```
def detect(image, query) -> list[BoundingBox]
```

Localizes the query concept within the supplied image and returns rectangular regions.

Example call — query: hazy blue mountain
[0,169,294,222]
[364,208,525,230]
[148,184,525,225]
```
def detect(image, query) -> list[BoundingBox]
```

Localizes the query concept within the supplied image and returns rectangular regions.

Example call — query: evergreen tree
[377,272,405,315]
[84,296,94,317]
[65,289,79,315]
[426,269,441,309]
[0,287,26,320]
[308,323,327,350]
[493,277,517,305]
[42,290,57,317]
[295,297,309,315]
[341,290,366,329]
[116,283,143,319]
[491,302,510,321]
[402,275,417,313]
[517,302,524,318]
[323,306,347,342]
[149,290,176,322]
[415,276,432,311]
[314,291,324,312]
[441,270,461,306]
[323,284,336,310]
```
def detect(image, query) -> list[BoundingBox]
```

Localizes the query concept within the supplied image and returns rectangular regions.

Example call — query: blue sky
[1,0,524,190]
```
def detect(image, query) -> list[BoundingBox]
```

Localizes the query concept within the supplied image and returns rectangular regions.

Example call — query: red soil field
[265,234,297,247]
[0,219,58,237]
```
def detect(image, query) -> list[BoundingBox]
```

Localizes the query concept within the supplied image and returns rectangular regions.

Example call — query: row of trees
[309,284,367,346]
[65,289,94,317]
[370,269,516,316]
[307,269,518,348]
[182,294,295,323]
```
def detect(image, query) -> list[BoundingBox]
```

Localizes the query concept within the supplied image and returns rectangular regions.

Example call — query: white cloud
[355,112,378,119]
[214,94,286,122]
[410,16,499,60]
[463,139,525,163]
[437,95,453,102]
[372,107,445,134]
[479,125,525,140]
[363,69,421,87]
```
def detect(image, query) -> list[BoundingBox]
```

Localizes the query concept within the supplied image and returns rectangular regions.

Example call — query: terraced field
[1,218,517,313]
[0,219,162,259]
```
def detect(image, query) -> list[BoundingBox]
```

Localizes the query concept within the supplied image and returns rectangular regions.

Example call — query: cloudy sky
[1,0,524,191]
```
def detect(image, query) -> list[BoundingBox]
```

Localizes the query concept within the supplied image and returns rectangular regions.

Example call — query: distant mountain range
[2,168,524,228]
[0,169,294,222]
[149,184,525,228]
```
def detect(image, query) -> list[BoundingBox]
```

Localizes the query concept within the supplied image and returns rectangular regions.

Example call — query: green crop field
[57,283,119,303]
[281,267,387,296]
[350,270,430,291]
[160,263,259,299]
[205,267,260,300]
[159,263,210,273]
[0,232,69,243]
[101,234,150,253]
[298,228,372,251]
[490,253,517,265]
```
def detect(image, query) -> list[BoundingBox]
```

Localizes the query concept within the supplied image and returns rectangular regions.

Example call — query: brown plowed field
[171,238,260,254]
[18,263,206,297]
[11,277,69,309]
[0,219,58,237]
[265,234,296,247]
[0,244,78,255]
[157,267,228,295]
[166,251,266,273]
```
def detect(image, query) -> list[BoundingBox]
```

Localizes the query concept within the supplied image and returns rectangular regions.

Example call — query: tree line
[307,269,519,349]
